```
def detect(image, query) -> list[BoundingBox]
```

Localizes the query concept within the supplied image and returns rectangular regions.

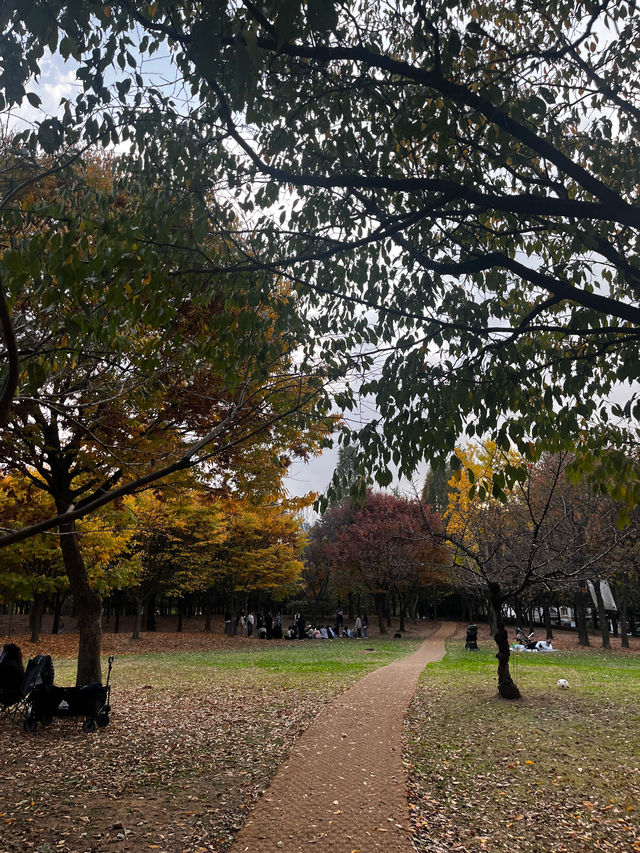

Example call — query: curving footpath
[231,621,457,853]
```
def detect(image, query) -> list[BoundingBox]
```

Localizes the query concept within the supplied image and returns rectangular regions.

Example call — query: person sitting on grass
[0,643,25,703]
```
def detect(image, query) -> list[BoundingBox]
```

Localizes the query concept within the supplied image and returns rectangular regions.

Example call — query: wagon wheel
[97,712,110,728]
[40,713,53,727]
[82,718,97,733]
[23,716,37,733]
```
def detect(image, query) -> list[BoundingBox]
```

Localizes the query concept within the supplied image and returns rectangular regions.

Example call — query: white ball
[557,678,570,689]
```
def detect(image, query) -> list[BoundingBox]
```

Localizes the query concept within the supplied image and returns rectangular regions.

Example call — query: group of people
[224,611,284,639]
[222,609,370,640]
[283,610,369,640]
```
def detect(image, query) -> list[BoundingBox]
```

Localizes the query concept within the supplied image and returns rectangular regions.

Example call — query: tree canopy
[2,0,640,498]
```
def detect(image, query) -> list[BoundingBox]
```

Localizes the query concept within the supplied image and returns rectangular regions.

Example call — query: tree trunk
[398,593,406,632]
[113,591,121,634]
[132,596,144,640]
[58,518,102,686]
[51,591,66,635]
[574,588,590,647]
[593,580,611,649]
[29,592,47,643]
[542,597,553,641]
[176,599,184,633]
[620,584,629,649]
[514,596,525,629]
[204,596,212,632]
[374,592,387,634]
[146,594,157,632]
[410,593,419,621]
[488,583,520,700]
[487,595,497,635]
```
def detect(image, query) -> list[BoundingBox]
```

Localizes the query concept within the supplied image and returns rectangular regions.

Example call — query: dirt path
[231,622,457,853]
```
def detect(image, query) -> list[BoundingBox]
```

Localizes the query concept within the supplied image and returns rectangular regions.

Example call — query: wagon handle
[105,655,114,690]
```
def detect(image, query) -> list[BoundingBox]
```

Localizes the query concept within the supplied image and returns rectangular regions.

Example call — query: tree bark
[488,582,520,700]
[176,599,184,633]
[58,519,102,686]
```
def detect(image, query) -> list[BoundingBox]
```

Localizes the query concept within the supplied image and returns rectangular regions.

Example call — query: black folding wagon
[24,654,114,733]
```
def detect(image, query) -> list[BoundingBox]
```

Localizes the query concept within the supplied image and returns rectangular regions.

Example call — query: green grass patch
[406,639,640,852]
[54,636,421,689]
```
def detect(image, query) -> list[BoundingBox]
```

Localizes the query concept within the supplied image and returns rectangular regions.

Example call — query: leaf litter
[0,632,349,852]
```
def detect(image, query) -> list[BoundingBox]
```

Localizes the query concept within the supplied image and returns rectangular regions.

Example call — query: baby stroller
[465,624,479,650]
[515,626,536,649]
[24,654,114,733]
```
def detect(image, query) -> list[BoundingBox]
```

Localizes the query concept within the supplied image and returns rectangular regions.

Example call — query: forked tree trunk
[488,583,520,700]
[58,518,102,686]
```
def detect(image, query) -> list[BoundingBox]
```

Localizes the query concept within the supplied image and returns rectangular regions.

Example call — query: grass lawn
[405,639,640,852]
[0,636,420,852]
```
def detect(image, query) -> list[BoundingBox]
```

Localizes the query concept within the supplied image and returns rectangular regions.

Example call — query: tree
[0,473,65,641]
[4,0,640,498]
[116,481,227,639]
[0,153,331,683]
[325,490,446,633]
[441,444,635,697]
[210,497,308,610]
[421,464,453,514]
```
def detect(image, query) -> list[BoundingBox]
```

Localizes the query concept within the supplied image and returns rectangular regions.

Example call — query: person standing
[297,613,306,640]
[355,614,362,638]
[336,607,344,636]
[0,643,24,702]
[363,612,369,638]
[224,610,232,635]
[265,611,273,640]
[247,612,255,637]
